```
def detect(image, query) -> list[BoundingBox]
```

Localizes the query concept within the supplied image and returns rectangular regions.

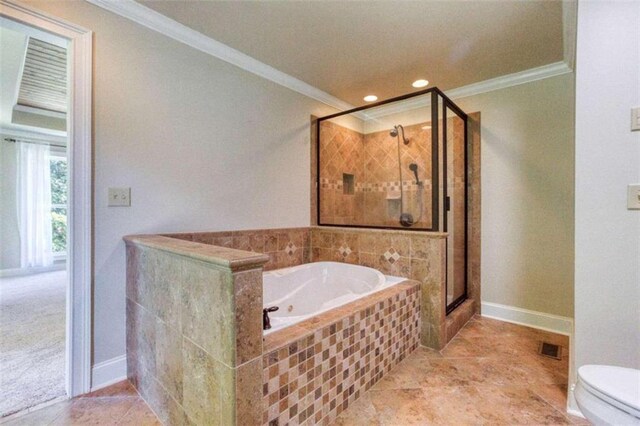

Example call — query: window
[50,153,67,255]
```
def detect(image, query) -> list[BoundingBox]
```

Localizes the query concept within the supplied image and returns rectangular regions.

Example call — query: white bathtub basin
[263,261,405,334]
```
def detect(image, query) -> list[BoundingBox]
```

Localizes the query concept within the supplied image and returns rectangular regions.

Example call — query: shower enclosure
[316,88,468,313]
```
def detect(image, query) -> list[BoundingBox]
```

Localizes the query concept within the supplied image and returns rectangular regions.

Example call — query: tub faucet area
[262,306,278,330]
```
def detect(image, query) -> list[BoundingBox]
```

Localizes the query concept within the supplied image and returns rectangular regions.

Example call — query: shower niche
[316,88,470,313]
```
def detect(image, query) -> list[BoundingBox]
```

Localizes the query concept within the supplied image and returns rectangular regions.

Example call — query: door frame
[0,0,93,397]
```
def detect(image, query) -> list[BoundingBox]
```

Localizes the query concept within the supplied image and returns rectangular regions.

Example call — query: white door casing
[0,0,93,397]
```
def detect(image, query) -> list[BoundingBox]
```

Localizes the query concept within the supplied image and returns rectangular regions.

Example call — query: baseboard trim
[480,301,573,336]
[90,355,127,392]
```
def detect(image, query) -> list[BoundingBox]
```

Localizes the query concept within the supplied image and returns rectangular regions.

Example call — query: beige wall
[454,73,575,318]
[24,1,338,366]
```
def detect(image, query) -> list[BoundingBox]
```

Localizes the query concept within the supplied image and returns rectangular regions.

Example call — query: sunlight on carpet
[0,270,67,417]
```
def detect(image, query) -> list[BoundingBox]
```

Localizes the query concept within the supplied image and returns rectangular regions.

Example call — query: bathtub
[263,261,405,334]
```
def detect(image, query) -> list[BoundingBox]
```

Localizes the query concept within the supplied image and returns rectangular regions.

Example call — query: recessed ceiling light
[363,95,378,102]
[412,79,429,88]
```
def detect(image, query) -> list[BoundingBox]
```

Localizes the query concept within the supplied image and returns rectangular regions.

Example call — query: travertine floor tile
[335,316,580,425]
[2,380,158,426]
[4,318,581,426]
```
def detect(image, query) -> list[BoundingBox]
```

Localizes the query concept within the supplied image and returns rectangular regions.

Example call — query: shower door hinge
[445,196,451,211]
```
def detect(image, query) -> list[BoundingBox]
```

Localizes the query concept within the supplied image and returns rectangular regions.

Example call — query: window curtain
[16,142,53,268]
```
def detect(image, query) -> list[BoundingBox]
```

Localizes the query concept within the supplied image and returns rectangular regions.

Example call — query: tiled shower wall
[361,122,433,228]
[318,121,365,225]
[318,118,465,229]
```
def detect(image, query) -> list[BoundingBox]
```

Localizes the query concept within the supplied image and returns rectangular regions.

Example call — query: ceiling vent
[17,37,67,114]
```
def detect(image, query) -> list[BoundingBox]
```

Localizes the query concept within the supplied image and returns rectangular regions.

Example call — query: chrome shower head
[390,125,410,145]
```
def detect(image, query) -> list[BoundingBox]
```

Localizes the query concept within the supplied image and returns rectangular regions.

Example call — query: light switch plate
[108,187,131,207]
[628,184,640,210]
[632,107,640,131]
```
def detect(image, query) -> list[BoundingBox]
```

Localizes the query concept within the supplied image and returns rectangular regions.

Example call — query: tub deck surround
[125,225,477,424]
[309,226,449,349]
[163,225,465,350]
[124,235,269,425]
[262,280,421,426]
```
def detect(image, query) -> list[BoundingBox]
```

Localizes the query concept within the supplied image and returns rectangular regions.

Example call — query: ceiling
[137,0,565,105]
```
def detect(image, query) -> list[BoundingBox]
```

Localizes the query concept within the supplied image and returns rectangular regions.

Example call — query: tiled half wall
[164,228,310,272]
[125,235,269,425]
[163,225,468,350]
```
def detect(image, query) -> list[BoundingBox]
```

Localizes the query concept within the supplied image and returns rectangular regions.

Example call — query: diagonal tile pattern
[333,315,588,426]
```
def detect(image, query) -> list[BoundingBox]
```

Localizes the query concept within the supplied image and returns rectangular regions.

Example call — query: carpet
[0,270,67,417]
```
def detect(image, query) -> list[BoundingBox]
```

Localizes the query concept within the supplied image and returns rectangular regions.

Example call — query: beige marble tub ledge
[123,234,270,271]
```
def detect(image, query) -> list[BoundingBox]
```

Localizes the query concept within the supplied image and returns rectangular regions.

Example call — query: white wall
[574,0,640,378]
[0,135,20,270]
[25,1,339,367]
[454,74,576,318]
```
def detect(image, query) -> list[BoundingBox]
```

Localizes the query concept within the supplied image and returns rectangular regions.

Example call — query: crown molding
[364,61,572,119]
[85,0,354,112]
[85,0,572,120]
[445,61,572,100]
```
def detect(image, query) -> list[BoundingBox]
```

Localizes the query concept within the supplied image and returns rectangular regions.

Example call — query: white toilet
[575,365,640,425]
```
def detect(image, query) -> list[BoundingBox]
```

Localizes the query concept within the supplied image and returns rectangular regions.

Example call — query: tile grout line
[528,385,579,425]
[127,380,166,426]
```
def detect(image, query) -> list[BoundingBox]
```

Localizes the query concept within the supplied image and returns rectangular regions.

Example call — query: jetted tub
[263,261,405,334]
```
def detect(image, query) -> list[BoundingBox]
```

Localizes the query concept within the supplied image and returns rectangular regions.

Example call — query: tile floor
[2,381,159,425]
[334,315,587,425]
[2,315,587,425]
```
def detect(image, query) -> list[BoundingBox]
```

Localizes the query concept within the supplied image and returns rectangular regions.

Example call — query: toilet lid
[578,365,640,414]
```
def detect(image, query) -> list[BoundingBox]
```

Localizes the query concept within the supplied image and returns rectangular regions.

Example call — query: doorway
[0,1,92,418]
[0,17,70,417]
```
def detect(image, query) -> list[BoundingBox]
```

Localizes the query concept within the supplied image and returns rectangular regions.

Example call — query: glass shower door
[444,102,467,313]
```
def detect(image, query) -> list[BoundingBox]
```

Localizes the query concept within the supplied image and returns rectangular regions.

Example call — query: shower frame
[315,87,469,315]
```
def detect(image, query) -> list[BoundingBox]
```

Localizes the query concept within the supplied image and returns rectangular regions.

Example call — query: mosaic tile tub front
[262,281,421,426]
